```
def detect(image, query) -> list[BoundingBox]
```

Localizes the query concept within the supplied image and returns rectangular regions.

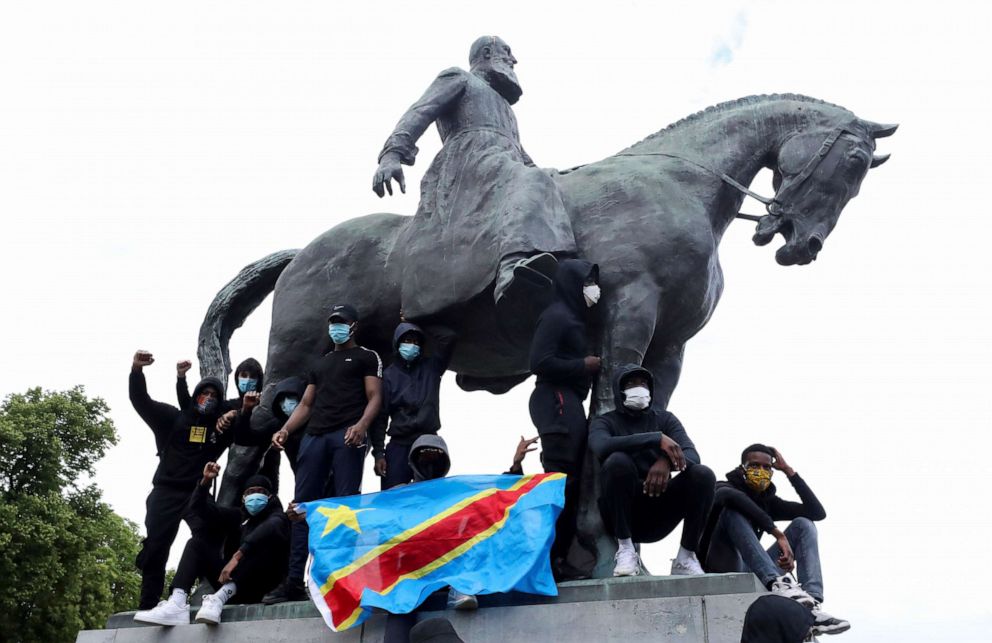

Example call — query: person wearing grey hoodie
[373,322,456,489]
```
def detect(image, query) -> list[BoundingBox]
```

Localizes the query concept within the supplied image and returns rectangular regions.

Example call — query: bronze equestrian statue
[197,37,895,574]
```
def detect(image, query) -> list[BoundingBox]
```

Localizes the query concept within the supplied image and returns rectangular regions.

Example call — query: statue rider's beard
[483,63,522,105]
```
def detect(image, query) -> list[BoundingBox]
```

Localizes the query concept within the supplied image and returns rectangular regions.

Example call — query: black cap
[328,304,359,323]
[410,618,464,643]
[244,474,273,493]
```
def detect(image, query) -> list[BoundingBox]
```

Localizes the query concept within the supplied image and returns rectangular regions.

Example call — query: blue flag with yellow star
[299,473,565,631]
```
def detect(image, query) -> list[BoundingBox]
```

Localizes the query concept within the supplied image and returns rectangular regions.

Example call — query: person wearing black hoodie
[588,364,716,578]
[128,350,242,610]
[373,322,457,490]
[270,375,308,471]
[177,357,278,502]
[133,462,290,627]
[527,258,601,576]
[699,444,849,636]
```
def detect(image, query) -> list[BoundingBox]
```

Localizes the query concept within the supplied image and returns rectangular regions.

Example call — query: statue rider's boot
[494,252,558,319]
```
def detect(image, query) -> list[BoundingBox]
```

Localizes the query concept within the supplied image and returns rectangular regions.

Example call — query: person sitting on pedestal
[588,364,716,577]
[698,444,850,636]
[133,463,289,627]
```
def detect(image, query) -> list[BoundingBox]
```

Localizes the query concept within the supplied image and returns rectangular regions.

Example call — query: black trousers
[598,452,715,550]
[136,485,192,609]
[170,535,285,604]
[381,439,417,490]
[529,384,588,562]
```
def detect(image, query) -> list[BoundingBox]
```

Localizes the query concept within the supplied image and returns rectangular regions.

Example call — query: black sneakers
[811,608,851,636]
[261,578,307,605]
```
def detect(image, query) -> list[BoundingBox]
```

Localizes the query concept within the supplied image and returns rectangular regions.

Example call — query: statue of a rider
[373,36,576,321]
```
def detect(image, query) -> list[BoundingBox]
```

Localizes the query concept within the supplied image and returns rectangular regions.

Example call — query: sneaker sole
[194,615,220,625]
[613,569,641,577]
[814,622,851,635]
[133,614,189,627]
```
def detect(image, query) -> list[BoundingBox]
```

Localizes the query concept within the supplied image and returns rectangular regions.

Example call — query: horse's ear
[870,153,891,168]
[865,121,898,138]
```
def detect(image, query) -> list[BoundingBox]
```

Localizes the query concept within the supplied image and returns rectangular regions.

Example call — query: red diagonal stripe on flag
[323,474,548,628]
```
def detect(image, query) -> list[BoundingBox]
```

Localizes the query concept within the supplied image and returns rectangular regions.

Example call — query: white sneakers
[669,553,705,576]
[133,594,227,627]
[194,594,224,625]
[133,599,190,626]
[613,547,642,577]
[810,606,851,636]
[770,574,817,607]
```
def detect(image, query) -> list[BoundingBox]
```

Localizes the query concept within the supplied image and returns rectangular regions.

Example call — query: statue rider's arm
[378,67,469,165]
[374,68,468,197]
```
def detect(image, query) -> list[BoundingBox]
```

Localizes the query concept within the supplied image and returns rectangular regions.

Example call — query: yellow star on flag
[316,505,369,537]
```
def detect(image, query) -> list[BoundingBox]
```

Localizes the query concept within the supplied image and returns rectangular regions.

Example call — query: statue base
[78,573,766,642]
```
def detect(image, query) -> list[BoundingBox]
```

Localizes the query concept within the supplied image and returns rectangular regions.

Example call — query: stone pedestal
[77,573,766,643]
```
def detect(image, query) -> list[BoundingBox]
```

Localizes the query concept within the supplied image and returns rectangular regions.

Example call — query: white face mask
[583,284,601,307]
[622,386,651,411]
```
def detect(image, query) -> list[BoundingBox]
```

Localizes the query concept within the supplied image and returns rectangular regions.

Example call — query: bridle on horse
[618,120,869,224]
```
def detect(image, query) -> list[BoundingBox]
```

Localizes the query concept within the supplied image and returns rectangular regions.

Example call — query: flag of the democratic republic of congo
[299,473,565,632]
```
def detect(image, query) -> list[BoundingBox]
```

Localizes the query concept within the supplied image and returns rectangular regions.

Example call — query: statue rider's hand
[373,153,406,198]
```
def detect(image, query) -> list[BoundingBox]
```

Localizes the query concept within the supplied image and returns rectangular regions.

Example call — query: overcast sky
[2,1,990,640]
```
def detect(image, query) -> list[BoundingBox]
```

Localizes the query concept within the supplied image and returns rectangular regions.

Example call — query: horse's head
[753,119,897,265]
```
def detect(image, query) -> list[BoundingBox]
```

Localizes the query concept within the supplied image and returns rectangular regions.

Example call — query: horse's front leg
[641,342,686,411]
[591,284,660,416]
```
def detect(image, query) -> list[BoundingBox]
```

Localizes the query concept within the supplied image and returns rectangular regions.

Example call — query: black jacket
[529,259,598,399]
[588,364,701,475]
[186,483,290,566]
[177,358,263,445]
[699,467,826,566]
[372,323,456,457]
[130,370,240,489]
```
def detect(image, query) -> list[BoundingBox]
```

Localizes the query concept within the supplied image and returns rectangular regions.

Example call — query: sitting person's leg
[135,536,224,626]
[598,452,642,576]
[766,517,822,602]
[709,510,782,589]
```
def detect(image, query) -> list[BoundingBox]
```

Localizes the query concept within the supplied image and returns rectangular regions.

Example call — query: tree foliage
[0,387,141,642]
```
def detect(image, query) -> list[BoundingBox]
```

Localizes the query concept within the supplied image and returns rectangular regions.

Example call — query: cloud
[709,10,748,67]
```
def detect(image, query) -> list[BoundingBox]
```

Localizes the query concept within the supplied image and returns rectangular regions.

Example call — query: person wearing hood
[374,321,457,489]
[128,350,243,610]
[699,444,849,636]
[527,258,601,577]
[379,434,476,643]
[134,462,290,627]
[177,357,277,500]
[270,375,308,471]
[266,304,383,604]
[588,364,715,578]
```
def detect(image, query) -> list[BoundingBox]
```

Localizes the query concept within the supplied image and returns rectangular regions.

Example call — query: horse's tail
[197,249,299,383]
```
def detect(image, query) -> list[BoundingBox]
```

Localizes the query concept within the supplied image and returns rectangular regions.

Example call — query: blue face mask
[237,377,258,394]
[244,493,269,515]
[280,396,299,416]
[328,323,352,345]
[398,342,421,362]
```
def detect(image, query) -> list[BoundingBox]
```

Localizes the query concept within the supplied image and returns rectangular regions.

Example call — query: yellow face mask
[743,466,772,492]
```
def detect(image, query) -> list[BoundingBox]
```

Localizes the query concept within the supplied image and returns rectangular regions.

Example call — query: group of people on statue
[123,35,849,642]
[126,260,849,639]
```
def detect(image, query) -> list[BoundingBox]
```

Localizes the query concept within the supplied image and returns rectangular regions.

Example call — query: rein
[616,121,863,224]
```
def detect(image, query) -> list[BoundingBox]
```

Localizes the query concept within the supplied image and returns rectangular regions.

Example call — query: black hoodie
[185,482,290,567]
[272,376,307,423]
[588,364,700,475]
[529,259,598,399]
[130,371,240,489]
[698,465,826,567]
[372,323,457,457]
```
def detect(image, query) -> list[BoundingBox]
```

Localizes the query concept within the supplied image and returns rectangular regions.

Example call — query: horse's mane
[622,93,853,153]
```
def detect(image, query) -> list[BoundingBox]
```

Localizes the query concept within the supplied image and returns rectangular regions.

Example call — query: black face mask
[414,450,447,480]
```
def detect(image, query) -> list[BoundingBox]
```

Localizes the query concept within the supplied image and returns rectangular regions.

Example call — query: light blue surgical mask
[398,342,421,362]
[328,323,353,345]
[280,396,299,416]
[244,493,269,515]
[237,377,258,394]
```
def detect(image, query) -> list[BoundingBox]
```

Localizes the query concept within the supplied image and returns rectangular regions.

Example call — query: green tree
[0,387,141,642]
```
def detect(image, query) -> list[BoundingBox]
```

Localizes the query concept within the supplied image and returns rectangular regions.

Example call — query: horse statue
[198,94,895,572]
